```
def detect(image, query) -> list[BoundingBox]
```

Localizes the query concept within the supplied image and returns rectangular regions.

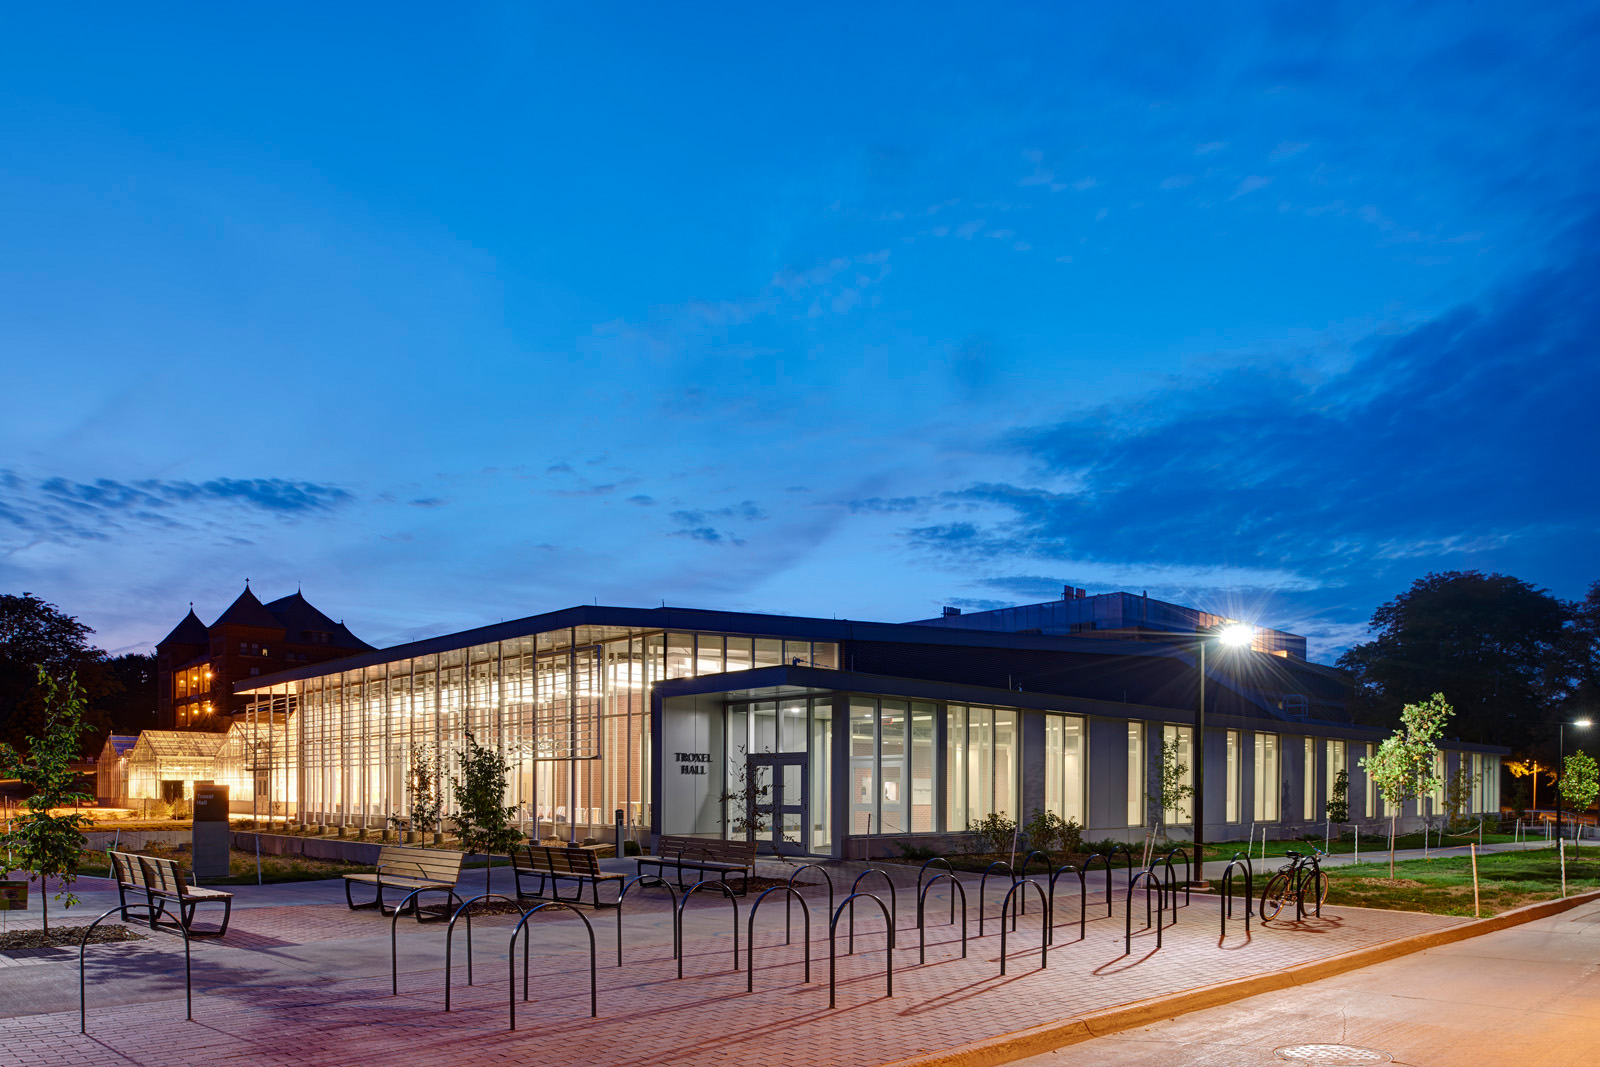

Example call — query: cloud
[626,494,656,506]
[896,207,1600,652]
[1231,175,1273,198]
[408,497,445,508]
[0,471,355,549]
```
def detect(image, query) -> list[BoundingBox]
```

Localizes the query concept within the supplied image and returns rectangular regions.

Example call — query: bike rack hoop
[508,901,597,1029]
[829,892,894,1008]
[999,879,1049,975]
[616,873,680,967]
[81,904,191,1034]
[916,873,968,964]
[746,885,811,992]
[677,878,740,978]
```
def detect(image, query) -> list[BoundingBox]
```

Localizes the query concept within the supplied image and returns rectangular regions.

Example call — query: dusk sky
[2,5,1597,662]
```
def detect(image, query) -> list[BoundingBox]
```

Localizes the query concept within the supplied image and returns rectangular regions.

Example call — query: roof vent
[942,606,962,617]
[1076,587,1087,599]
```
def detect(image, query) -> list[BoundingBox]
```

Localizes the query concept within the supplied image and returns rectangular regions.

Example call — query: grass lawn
[1209,829,1518,860]
[1316,846,1600,916]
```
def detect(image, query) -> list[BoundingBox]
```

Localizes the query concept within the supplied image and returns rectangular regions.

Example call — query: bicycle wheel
[1309,869,1330,907]
[1260,872,1292,922]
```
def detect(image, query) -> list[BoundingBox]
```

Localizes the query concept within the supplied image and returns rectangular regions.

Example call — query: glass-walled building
[236,601,1508,854]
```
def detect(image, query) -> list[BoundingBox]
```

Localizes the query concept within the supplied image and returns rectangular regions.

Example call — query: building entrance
[748,753,808,856]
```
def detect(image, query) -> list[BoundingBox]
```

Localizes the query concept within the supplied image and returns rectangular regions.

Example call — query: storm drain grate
[1274,1045,1393,1065]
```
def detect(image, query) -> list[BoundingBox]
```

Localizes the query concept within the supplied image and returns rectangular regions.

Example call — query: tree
[1444,766,1474,832]
[407,746,441,839]
[1154,736,1194,831]
[448,731,522,895]
[1325,769,1350,824]
[1559,751,1599,849]
[1337,573,1570,751]
[1,593,113,752]
[1359,692,1453,878]
[100,652,157,736]
[0,669,95,933]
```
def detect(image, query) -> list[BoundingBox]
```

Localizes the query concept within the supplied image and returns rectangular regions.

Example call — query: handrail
[916,873,968,964]
[1017,850,1051,914]
[1220,859,1252,939]
[445,893,529,1010]
[508,901,597,1028]
[789,863,835,944]
[1081,853,1113,917]
[746,886,811,992]
[1123,869,1167,956]
[829,892,893,1008]
[1047,863,1086,945]
[978,859,1017,937]
[677,878,740,978]
[391,884,447,995]
[916,857,955,929]
[80,903,191,1033]
[615,874,679,967]
[848,868,898,955]
[999,879,1049,975]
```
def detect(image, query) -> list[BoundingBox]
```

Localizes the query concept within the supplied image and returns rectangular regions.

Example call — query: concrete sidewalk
[1014,896,1600,1067]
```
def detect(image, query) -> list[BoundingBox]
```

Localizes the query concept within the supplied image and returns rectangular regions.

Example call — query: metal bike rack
[1162,847,1192,908]
[80,904,191,1034]
[1123,869,1167,956]
[391,885,437,995]
[1219,858,1252,938]
[1155,851,1180,926]
[1082,853,1113,917]
[445,893,530,1010]
[1016,851,1051,914]
[508,901,597,1028]
[676,878,740,978]
[916,856,955,928]
[746,885,811,992]
[789,863,834,944]
[615,874,679,967]
[916,873,968,963]
[999,879,1049,975]
[829,892,893,1007]
[978,859,1017,936]
[847,868,898,955]
[1047,863,1086,944]
[1295,854,1324,920]
[1108,843,1136,888]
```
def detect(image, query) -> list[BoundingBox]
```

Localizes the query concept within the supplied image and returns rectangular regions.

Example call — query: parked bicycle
[1259,847,1329,921]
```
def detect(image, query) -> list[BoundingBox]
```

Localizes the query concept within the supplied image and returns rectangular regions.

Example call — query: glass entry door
[749,753,808,856]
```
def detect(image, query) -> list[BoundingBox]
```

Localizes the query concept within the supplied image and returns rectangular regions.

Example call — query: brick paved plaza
[0,857,1472,1067]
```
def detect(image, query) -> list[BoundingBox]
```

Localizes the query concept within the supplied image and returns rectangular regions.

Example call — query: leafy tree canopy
[1337,572,1571,750]
[0,593,114,752]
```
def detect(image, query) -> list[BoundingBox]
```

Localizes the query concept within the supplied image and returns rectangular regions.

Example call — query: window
[1325,740,1346,816]
[1161,724,1193,825]
[1226,730,1240,824]
[1303,738,1316,821]
[753,639,782,669]
[946,704,1018,829]
[1365,743,1378,818]
[1254,733,1279,821]
[723,635,751,672]
[665,633,694,679]
[1126,723,1144,827]
[1432,752,1446,814]
[1044,714,1086,824]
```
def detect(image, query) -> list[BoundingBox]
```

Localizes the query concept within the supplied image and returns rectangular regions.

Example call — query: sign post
[192,783,230,881]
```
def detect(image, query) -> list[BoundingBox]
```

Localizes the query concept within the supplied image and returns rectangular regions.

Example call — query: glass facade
[1325,740,1346,818]
[250,625,837,837]
[946,705,1018,831]
[1126,723,1144,826]
[1043,713,1086,824]
[1161,724,1193,825]
[1303,737,1316,820]
[1225,730,1240,824]
[1254,733,1279,822]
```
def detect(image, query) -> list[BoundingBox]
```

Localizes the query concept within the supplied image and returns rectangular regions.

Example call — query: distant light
[1217,623,1254,648]
[1576,718,1595,728]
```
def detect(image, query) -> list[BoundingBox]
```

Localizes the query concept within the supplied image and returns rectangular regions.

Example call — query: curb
[883,888,1600,1067]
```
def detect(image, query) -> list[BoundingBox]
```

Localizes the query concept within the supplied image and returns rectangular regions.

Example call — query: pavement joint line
[875,887,1600,1067]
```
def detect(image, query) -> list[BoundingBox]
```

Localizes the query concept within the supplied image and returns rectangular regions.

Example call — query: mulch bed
[0,924,147,953]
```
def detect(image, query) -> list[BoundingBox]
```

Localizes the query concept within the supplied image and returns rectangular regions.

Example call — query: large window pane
[665,633,694,679]
[1162,725,1193,826]
[722,636,751,672]
[1127,723,1144,827]
[779,699,807,753]
[850,701,876,834]
[910,703,935,832]
[810,700,832,851]
[697,634,726,676]
[753,639,782,669]
[1226,730,1240,823]
[993,709,1017,820]
[946,706,967,832]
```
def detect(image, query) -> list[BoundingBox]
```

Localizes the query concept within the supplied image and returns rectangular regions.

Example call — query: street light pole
[1557,718,1595,842]
[1195,638,1206,882]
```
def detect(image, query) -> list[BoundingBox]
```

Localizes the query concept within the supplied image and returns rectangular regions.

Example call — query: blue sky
[2,4,1597,661]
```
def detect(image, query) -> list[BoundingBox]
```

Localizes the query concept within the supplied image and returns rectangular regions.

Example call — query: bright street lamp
[1192,621,1254,883]
[1557,718,1594,841]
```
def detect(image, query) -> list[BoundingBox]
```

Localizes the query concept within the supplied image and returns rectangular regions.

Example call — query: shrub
[1023,808,1085,856]
[622,839,642,857]
[169,798,192,821]
[968,811,1017,855]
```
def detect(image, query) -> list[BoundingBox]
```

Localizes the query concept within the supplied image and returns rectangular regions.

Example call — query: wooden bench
[512,845,625,908]
[108,850,234,937]
[635,835,758,895]
[343,845,465,922]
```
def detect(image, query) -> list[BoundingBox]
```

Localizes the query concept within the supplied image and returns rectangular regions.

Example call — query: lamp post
[1556,717,1594,841]
[1191,622,1254,883]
